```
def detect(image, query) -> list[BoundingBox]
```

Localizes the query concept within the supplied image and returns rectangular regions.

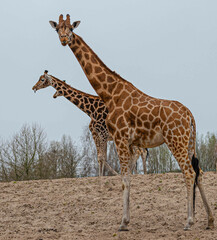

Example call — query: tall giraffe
[32,70,148,176]
[49,15,214,230]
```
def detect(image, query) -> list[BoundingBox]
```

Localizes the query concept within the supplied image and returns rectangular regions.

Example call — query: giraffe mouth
[32,87,37,93]
[61,41,68,46]
[60,38,69,46]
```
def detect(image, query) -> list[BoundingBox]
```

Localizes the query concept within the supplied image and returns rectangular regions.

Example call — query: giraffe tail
[145,148,149,158]
[191,154,200,212]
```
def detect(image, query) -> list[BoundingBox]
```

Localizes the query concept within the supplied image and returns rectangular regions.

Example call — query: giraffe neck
[49,75,102,119]
[68,33,129,108]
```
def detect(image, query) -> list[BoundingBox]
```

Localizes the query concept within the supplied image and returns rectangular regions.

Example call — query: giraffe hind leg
[104,161,118,175]
[183,168,196,230]
[129,145,140,174]
[197,172,214,229]
[165,139,195,230]
[190,154,214,229]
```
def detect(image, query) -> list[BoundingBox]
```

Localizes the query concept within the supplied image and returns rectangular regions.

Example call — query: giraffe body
[49,15,214,230]
[32,71,147,176]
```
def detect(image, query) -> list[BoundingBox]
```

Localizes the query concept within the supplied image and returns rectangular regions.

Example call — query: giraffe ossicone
[49,14,214,231]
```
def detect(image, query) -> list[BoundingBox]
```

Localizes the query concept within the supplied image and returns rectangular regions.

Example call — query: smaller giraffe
[32,71,148,175]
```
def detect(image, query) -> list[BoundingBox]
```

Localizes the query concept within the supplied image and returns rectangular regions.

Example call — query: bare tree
[0,141,9,181]
[0,124,47,181]
[43,140,61,179]
[79,126,98,177]
[1,123,216,182]
[35,135,80,179]
[215,143,217,173]
[0,125,81,181]
[196,132,217,172]
[57,135,80,178]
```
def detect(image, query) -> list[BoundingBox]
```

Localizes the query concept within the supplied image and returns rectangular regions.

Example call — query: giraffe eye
[41,79,44,82]
[56,29,59,33]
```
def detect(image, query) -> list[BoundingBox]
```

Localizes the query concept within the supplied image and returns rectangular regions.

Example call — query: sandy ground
[0,172,216,240]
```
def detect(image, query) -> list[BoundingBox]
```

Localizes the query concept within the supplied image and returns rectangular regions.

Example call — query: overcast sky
[1,0,217,143]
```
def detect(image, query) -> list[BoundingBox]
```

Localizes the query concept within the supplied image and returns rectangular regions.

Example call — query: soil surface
[0,172,216,240]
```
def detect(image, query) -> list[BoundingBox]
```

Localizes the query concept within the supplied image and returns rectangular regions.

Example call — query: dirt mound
[0,172,216,240]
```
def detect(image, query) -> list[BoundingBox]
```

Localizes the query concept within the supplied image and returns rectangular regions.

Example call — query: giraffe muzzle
[32,86,37,93]
[61,41,67,46]
[60,37,68,46]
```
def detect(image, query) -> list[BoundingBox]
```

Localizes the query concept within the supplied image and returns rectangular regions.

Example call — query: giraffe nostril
[61,40,67,46]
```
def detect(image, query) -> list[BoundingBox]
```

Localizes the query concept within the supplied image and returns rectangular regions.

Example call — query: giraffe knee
[184,170,196,186]
[122,175,130,191]
[197,173,203,183]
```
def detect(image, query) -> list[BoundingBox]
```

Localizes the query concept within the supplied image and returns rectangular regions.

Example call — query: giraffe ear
[72,21,81,30]
[49,21,57,29]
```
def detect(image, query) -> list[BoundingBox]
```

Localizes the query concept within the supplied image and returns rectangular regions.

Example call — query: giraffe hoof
[184,217,194,231]
[206,224,214,230]
[118,228,129,232]
[184,223,193,231]
[207,218,214,230]
[118,224,129,231]
[184,226,191,231]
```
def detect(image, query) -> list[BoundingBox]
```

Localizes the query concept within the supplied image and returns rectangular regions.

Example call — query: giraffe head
[49,14,80,46]
[32,70,52,93]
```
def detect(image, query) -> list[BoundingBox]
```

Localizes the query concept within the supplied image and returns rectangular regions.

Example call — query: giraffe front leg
[129,146,140,174]
[98,155,105,177]
[115,142,131,231]
[97,143,107,176]
[94,150,104,177]
[107,122,131,230]
[90,126,107,176]
[141,148,148,174]
[119,172,131,231]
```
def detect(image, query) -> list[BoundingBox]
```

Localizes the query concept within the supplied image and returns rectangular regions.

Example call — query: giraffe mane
[55,15,147,97]
[75,33,149,97]
[49,75,100,99]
